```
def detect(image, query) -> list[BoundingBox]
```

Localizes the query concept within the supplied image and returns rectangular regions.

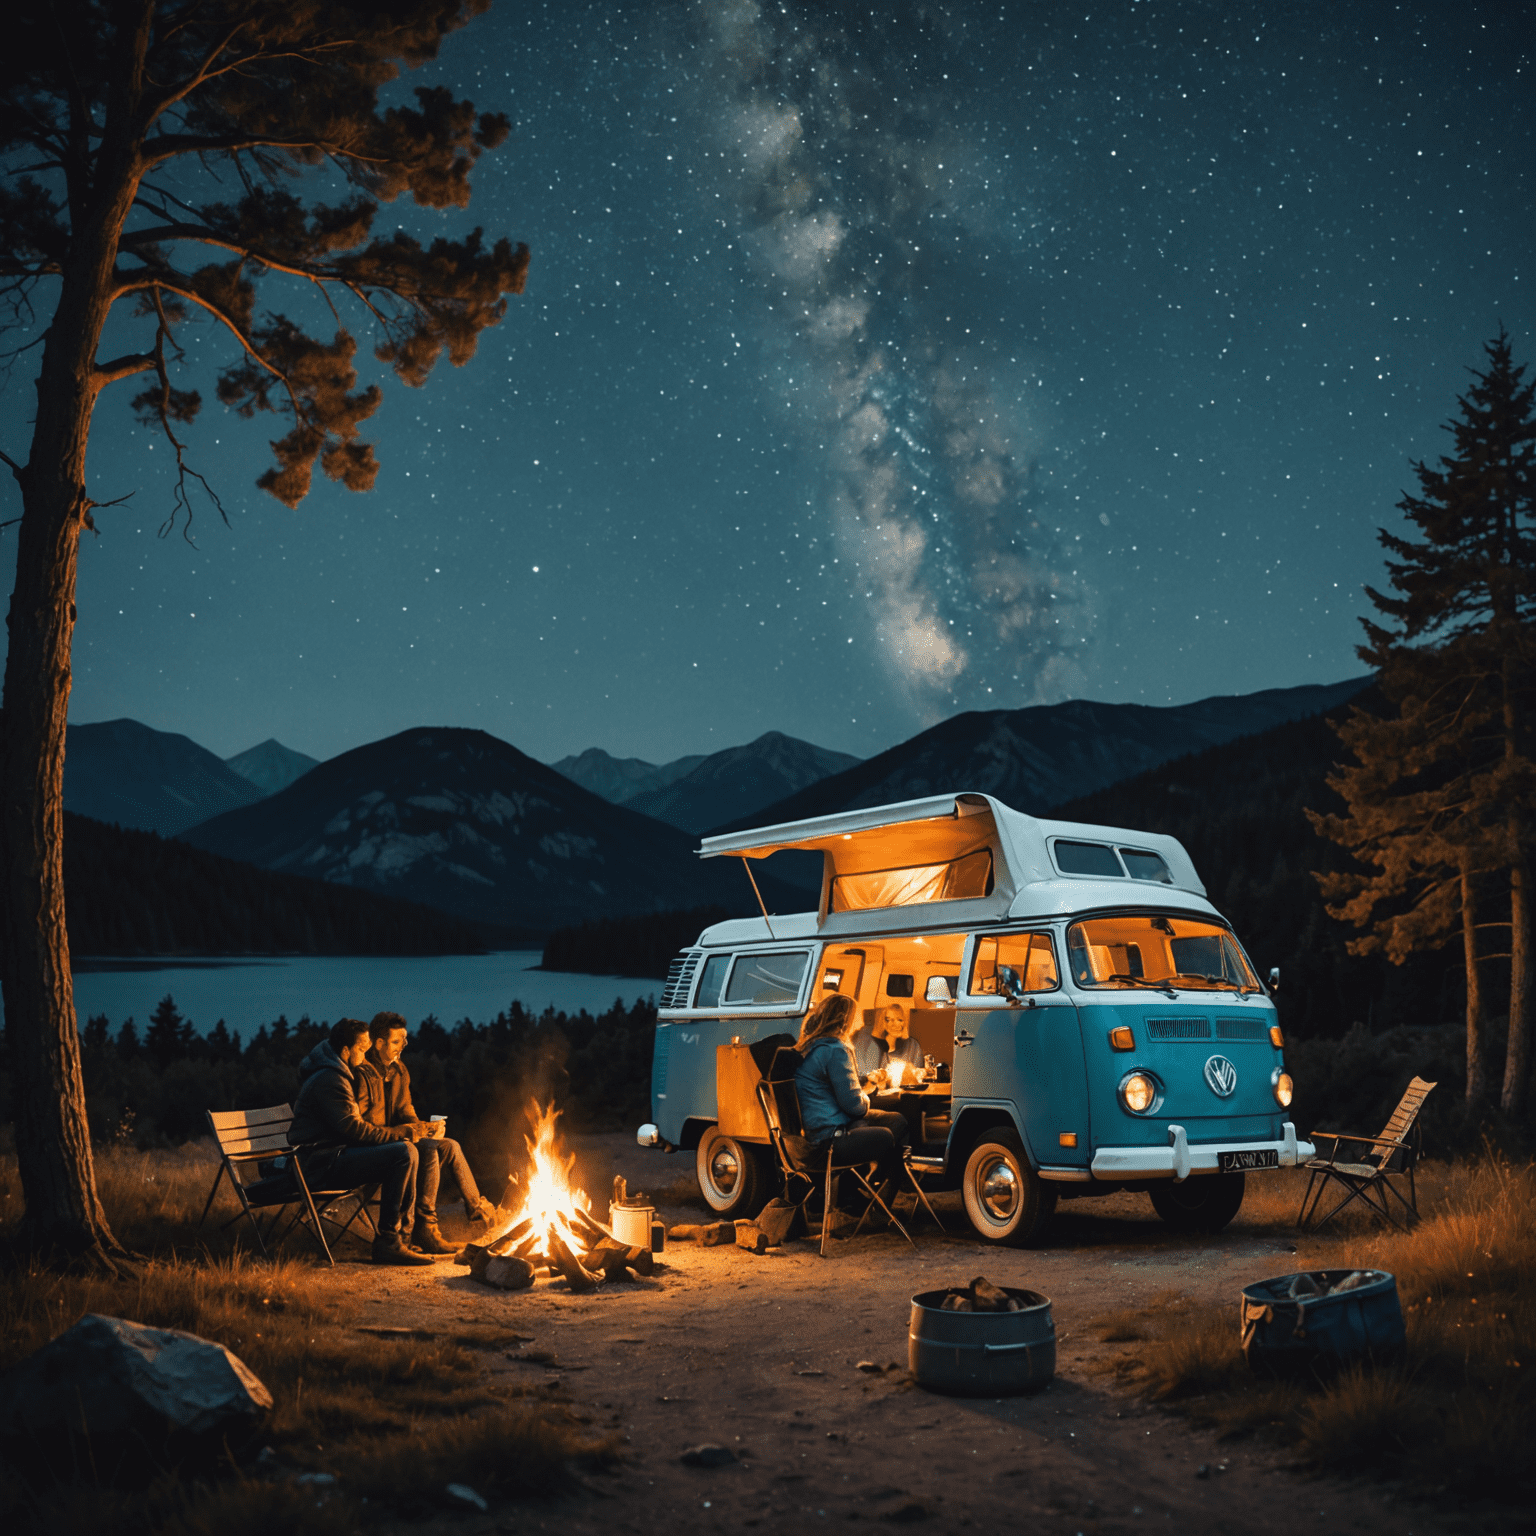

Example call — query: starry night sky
[11,0,1530,766]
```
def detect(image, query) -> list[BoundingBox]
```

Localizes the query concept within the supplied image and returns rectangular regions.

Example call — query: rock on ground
[0,1313,272,1482]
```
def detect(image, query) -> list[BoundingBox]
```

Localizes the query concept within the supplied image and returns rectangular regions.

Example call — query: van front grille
[660,950,702,1010]
[1147,1016,1211,1040]
[1216,1018,1267,1041]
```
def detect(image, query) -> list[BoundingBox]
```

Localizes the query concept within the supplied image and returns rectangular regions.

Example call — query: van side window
[694,954,731,1009]
[969,933,1060,995]
[1120,848,1173,883]
[723,950,811,1006]
[886,974,915,998]
[1053,840,1124,878]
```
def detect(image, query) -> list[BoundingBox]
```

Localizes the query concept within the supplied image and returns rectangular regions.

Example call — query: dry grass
[1093,1153,1536,1501]
[0,1143,619,1527]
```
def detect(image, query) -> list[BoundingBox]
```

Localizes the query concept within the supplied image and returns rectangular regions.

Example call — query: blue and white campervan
[636,792,1309,1245]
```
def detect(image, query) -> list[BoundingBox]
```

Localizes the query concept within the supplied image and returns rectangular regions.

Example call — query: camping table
[869,1082,952,1151]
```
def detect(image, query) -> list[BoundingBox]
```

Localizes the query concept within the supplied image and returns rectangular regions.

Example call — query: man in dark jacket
[360,1011,497,1255]
[289,1017,433,1266]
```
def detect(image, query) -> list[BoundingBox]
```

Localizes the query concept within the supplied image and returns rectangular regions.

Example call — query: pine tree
[1313,331,1536,1114]
[0,1,527,1265]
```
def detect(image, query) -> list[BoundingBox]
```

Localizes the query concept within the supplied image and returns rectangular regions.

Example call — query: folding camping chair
[755,1047,940,1257]
[1297,1075,1437,1232]
[200,1105,377,1265]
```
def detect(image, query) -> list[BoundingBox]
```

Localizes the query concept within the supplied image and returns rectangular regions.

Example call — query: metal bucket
[908,1288,1056,1396]
[610,1204,655,1249]
[1240,1269,1405,1377]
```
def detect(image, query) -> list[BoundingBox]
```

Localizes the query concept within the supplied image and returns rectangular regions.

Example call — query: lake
[64,952,659,1042]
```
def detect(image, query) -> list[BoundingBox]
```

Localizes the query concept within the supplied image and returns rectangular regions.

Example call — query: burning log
[460,1215,536,1274]
[734,1221,769,1256]
[583,1238,655,1279]
[547,1232,602,1294]
[572,1206,616,1248]
[481,1255,536,1291]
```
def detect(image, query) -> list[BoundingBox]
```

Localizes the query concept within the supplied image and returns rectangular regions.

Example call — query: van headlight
[1118,1070,1162,1115]
[1271,1069,1293,1108]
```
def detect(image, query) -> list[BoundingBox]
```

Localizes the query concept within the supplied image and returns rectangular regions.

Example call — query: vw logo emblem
[1204,1055,1238,1098]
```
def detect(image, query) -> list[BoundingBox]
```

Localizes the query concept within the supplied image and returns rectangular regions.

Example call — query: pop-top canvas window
[723,950,810,1006]
[1120,848,1173,883]
[1052,840,1124,878]
[830,847,993,911]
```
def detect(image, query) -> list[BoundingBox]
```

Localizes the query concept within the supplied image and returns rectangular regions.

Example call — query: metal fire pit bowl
[1240,1268,1405,1378]
[908,1288,1056,1396]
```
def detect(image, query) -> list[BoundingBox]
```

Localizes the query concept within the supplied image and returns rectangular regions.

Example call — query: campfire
[459,1100,654,1292]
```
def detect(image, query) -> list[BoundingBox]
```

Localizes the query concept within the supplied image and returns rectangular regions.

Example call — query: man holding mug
[361,1011,497,1254]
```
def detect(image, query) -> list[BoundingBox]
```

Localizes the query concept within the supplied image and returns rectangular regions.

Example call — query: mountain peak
[225,738,320,797]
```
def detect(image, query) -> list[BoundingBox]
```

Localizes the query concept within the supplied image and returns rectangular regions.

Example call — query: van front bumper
[1088,1122,1312,1182]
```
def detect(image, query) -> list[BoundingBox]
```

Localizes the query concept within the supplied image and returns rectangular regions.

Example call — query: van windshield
[1067,915,1259,992]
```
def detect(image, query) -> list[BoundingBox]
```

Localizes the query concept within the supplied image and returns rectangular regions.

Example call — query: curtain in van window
[832,848,992,911]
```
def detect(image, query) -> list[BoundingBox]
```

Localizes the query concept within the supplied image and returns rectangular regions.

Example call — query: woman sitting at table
[794,994,911,1194]
[851,1003,926,1085]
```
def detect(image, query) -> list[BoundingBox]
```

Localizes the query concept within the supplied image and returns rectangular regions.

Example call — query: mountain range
[66,673,1372,944]
[550,731,859,833]
[549,747,705,805]
[708,677,1374,833]
[64,719,265,837]
[178,727,804,936]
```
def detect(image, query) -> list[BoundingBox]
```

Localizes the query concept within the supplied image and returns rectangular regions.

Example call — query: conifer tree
[1312,331,1536,1114]
[0,1,527,1264]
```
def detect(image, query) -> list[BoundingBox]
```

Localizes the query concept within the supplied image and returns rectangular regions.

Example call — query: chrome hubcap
[709,1144,741,1194]
[979,1156,1018,1222]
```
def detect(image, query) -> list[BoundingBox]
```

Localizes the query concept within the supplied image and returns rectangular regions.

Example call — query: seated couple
[289,1013,497,1266]
[793,994,912,1205]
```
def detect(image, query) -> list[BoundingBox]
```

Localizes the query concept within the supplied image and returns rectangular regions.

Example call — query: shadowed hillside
[180,727,806,935]
[64,812,494,954]
[713,677,1372,832]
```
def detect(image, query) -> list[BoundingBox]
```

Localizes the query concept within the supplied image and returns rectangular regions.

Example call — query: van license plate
[1219,1149,1278,1172]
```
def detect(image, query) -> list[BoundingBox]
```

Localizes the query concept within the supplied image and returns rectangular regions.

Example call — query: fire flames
[886,1056,908,1089]
[493,1099,591,1252]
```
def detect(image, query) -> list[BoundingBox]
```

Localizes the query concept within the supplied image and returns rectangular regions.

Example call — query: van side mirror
[1267,966,1280,994]
[995,964,1027,1004]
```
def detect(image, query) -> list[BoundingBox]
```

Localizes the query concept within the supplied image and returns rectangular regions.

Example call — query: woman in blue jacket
[794,993,910,1197]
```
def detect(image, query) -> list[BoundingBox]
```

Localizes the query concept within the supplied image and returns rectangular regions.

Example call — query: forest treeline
[65,812,497,955]
[0,995,657,1191]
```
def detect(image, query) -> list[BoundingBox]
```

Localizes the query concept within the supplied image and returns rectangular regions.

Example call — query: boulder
[0,1313,272,1482]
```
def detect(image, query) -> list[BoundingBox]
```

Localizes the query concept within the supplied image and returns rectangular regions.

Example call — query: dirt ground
[337,1134,1506,1536]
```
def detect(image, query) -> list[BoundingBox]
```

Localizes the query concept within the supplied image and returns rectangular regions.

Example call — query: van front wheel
[696,1125,767,1218]
[962,1131,1057,1247]
[1149,1172,1245,1233]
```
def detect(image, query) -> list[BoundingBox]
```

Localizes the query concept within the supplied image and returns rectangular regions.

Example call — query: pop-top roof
[697,791,1214,937]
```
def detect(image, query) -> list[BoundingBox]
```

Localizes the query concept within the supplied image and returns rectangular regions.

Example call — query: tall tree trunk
[1498,639,1532,1117]
[1460,861,1487,1106]
[0,76,145,1262]
[1503,848,1531,1116]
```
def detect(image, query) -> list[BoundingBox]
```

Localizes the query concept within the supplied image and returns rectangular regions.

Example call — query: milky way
[7,0,1527,764]
[679,1,1089,718]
